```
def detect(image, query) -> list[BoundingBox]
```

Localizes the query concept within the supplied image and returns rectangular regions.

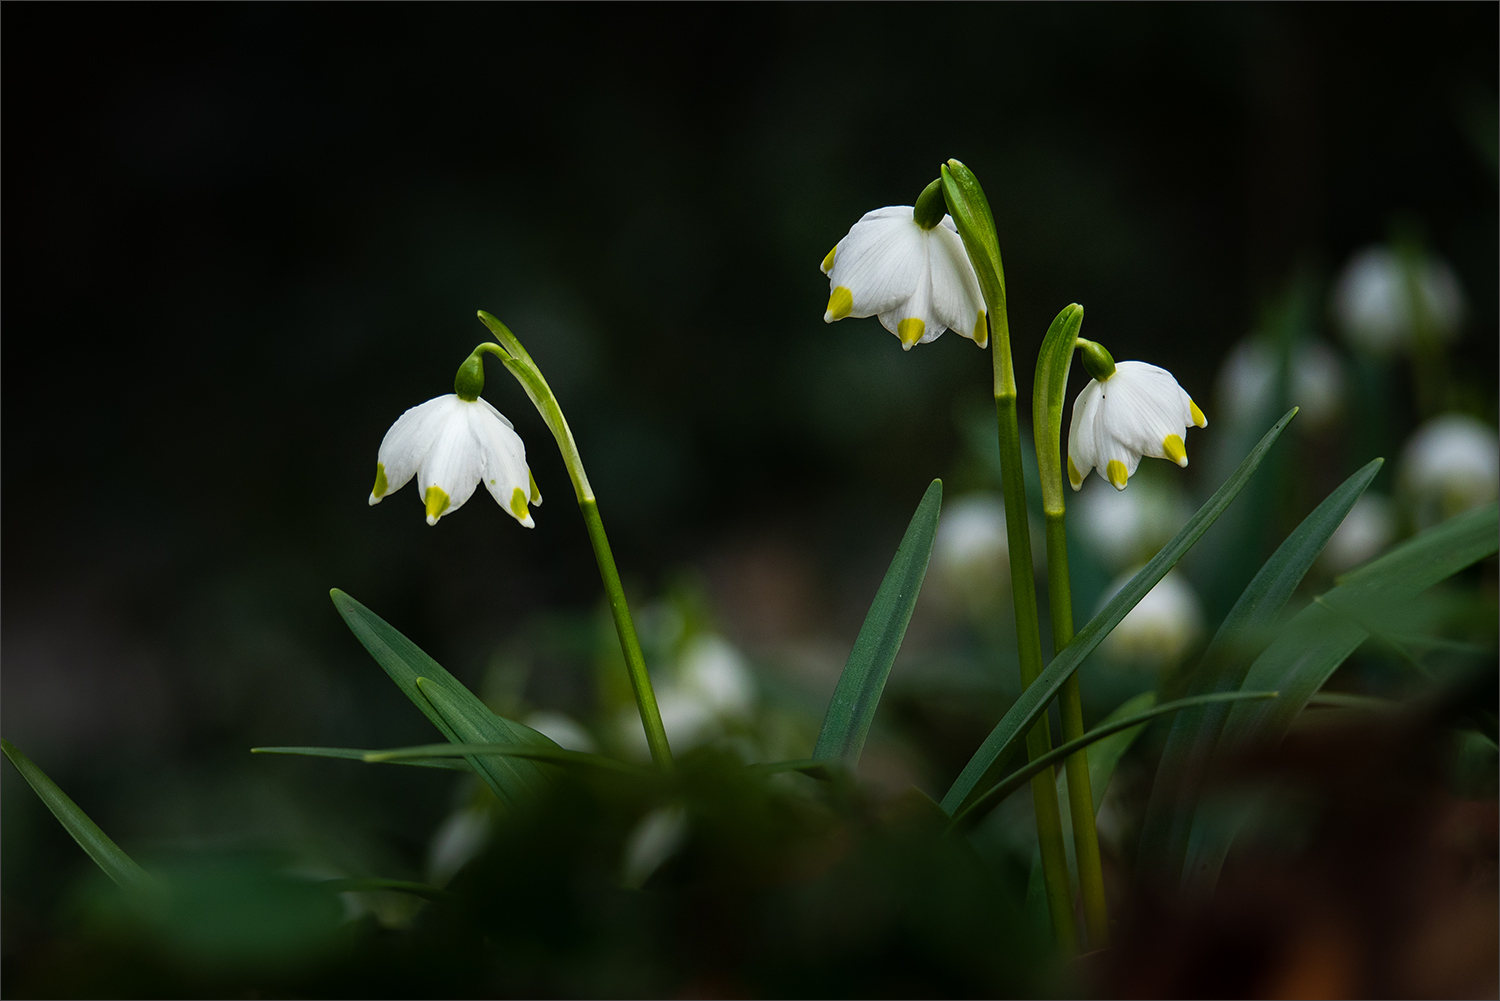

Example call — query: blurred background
[4,4,1496,988]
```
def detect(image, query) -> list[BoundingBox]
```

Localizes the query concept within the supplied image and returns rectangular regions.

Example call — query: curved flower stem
[1034,306,1109,949]
[473,317,674,772]
[941,163,1076,954]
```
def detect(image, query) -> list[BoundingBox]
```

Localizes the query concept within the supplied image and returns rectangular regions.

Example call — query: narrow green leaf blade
[318,877,450,899]
[1221,500,1499,753]
[950,691,1277,832]
[251,746,473,771]
[2,739,155,893]
[364,741,655,778]
[409,676,557,802]
[940,409,1298,814]
[1139,457,1384,875]
[329,590,555,803]
[1183,501,1499,892]
[813,479,942,767]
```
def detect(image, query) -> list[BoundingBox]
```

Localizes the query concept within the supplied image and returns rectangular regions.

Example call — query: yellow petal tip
[1067,456,1084,490]
[371,463,389,501]
[1163,434,1188,467]
[897,317,925,348]
[1190,400,1207,428]
[1107,459,1129,490]
[510,486,530,522]
[820,245,837,274]
[825,286,853,323]
[973,310,988,348]
[424,485,451,524]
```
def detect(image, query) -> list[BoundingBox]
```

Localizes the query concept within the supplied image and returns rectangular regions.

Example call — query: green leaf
[1138,457,1384,876]
[940,409,1298,814]
[742,759,843,781]
[2,739,155,893]
[250,746,472,771]
[329,589,555,803]
[407,676,558,802]
[949,691,1277,833]
[1182,501,1499,891]
[813,479,942,767]
[363,740,656,779]
[318,877,450,900]
[1220,500,1499,756]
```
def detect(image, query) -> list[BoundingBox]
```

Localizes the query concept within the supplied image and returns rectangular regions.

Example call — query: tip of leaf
[329,587,346,601]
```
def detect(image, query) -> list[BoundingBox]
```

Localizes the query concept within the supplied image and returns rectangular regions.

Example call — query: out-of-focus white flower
[1069,361,1207,491]
[1321,492,1396,574]
[427,804,492,885]
[619,633,756,759]
[1072,474,1191,570]
[1098,569,1203,667]
[821,206,987,350]
[934,493,1009,578]
[930,493,1010,619]
[678,634,756,719]
[523,711,597,753]
[1333,245,1465,355]
[621,804,688,889]
[1217,337,1344,430]
[1399,414,1500,528]
[369,394,541,527]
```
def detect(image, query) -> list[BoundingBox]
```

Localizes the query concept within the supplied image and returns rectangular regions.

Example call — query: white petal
[418,402,486,523]
[470,402,535,527]
[875,239,939,348]
[828,208,926,319]
[926,224,986,342]
[1099,363,1191,460]
[1068,380,1104,489]
[374,395,460,502]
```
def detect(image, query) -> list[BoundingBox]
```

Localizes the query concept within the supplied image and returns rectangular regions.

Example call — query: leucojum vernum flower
[369,347,541,527]
[821,181,988,350]
[1067,344,1208,492]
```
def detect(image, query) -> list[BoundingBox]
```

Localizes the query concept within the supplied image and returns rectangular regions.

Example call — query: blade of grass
[251,746,473,771]
[330,590,555,804]
[1183,501,1499,892]
[813,479,942,768]
[1138,457,1384,877]
[2,739,155,893]
[318,877,450,900]
[405,676,560,802]
[940,409,1298,814]
[364,741,656,778]
[949,691,1277,833]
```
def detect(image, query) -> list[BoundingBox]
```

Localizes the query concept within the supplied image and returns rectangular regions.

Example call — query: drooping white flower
[820,206,987,350]
[368,394,540,527]
[1098,569,1203,667]
[1333,245,1465,355]
[1216,337,1344,430]
[1068,361,1207,492]
[1399,414,1500,528]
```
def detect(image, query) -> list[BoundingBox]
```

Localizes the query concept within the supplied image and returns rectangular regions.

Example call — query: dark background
[4,2,1496,957]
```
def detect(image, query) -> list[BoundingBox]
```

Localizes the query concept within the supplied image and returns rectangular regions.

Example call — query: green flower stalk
[1032,304,1109,950]
[473,311,674,772]
[939,160,1077,954]
[369,313,674,772]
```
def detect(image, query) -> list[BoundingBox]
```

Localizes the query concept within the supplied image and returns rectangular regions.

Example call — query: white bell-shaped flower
[821,206,987,350]
[1399,413,1500,528]
[369,394,540,527]
[1068,361,1207,492]
[1333,245,1465,355]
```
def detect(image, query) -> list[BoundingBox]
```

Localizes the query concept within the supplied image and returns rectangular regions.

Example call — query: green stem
[581,499,674,772]
[941,161,1075,953]
[994,314,1078,955]
[1033,304,1110,950]
[473,314,672,771]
